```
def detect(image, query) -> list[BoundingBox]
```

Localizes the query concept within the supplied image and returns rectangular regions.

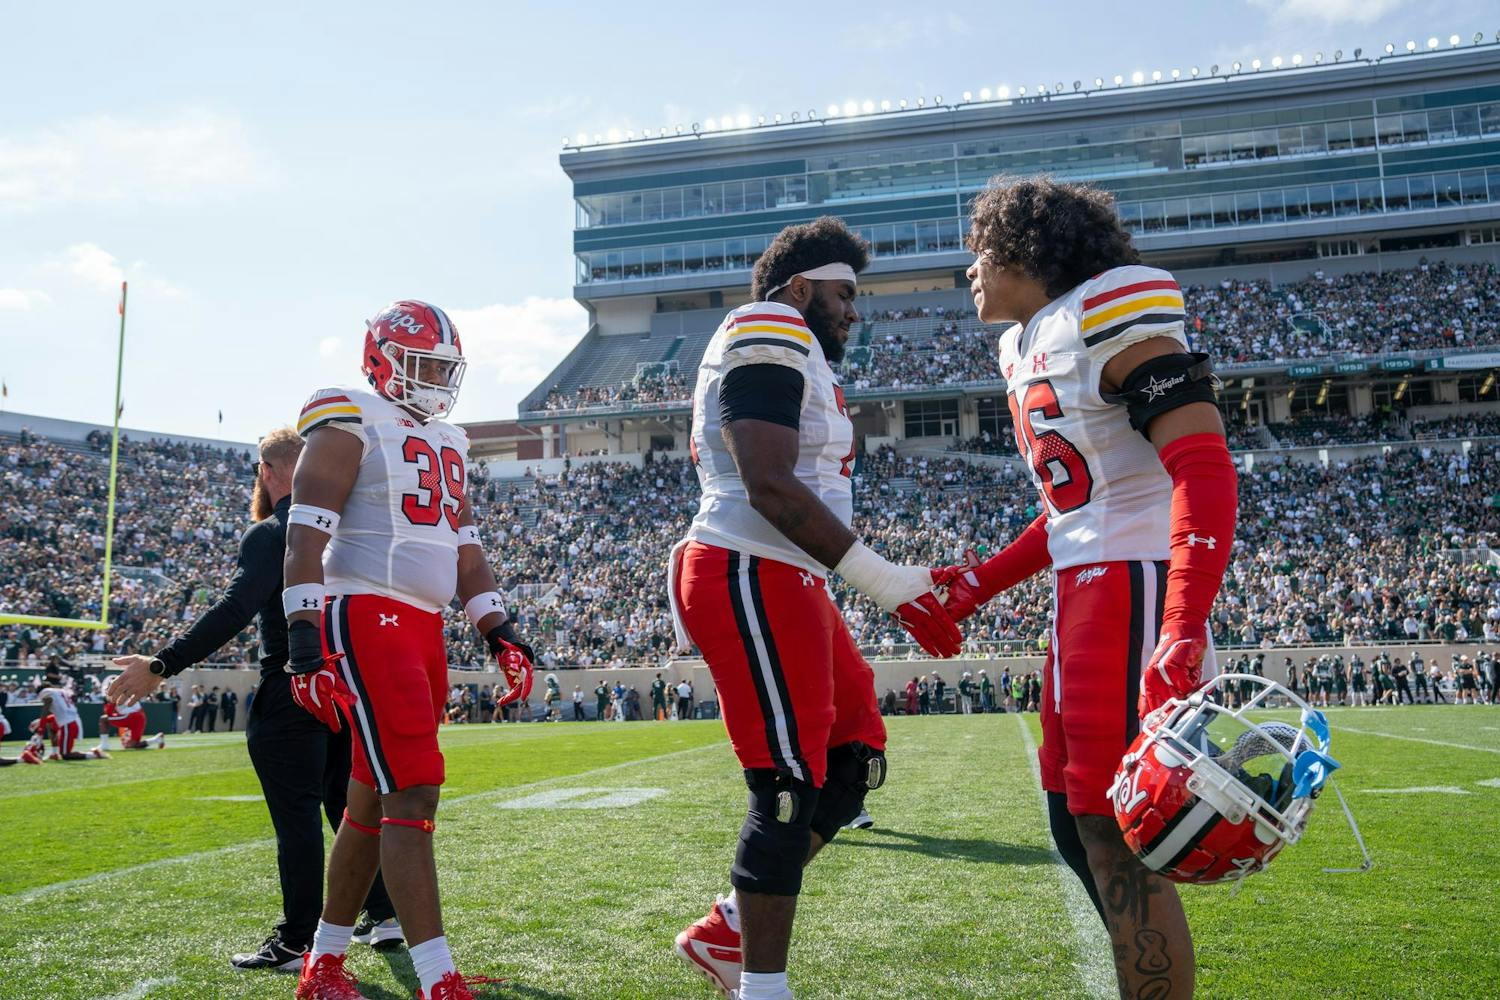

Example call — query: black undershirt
[719,364,805,429]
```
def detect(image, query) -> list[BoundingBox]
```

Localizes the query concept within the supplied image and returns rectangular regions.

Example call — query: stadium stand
[524,260,1500,413]
[5,425,1498,670]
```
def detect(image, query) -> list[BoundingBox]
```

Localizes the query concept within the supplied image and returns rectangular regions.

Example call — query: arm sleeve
[154,521,283,675]
[719,364,807,430]
[1078,265,1188,367]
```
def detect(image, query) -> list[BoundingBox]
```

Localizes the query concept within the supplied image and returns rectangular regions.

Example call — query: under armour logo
[1075,566,1109,586]
[1142,372,1187,401]
[315,515,332,528]
[799,572,815,587]
[301,598,318,608]
[1188,533,1217,549]
[1032,352,1048,373]
[379,614,399,626]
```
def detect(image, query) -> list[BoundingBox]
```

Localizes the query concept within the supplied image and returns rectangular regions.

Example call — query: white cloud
[49,243,183,299]
[0,109,276,211]
[1247,0,1406,25]
[0,289,50,310]
[318,336,342,358]
[448,296,587,391]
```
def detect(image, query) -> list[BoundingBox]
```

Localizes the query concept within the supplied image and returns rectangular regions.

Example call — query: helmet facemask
[380,340,466,418]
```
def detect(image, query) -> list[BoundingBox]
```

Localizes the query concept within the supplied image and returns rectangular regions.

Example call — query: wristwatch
[148,657,168,677]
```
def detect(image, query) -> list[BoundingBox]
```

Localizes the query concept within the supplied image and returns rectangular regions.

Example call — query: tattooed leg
[1075,814,1195,1000]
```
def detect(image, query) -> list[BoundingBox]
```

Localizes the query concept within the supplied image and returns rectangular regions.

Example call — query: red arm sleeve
[943,514,1052,621]
[1158,432,1237,636]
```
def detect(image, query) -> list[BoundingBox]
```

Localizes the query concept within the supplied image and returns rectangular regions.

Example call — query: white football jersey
[297,385,471,612]
[684,301,855,576]
[997,265,1188,571]
[106,700,143,719]
[39,687,80,726]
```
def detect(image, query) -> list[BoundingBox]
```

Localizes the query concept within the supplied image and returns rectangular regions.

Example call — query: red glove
[290,658,356,733]
[1139,628,1210,719]
[941,515,1052,622]
[894,584,963,659]
[492,640,534,707]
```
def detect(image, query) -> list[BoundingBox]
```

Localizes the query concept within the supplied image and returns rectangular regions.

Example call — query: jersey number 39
[400,436,465,530]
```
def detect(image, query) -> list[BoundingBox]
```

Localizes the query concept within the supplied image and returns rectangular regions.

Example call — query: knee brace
[1047,791,1105,925]
[381,816,435,834]
[809,742,887,844]
[731,769,818,897]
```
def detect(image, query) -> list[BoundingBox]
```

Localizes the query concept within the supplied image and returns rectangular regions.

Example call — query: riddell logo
[1075,566,1109,586]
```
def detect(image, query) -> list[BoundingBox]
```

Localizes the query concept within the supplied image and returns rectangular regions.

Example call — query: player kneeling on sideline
[286,301,531,1000]
[670,218,961,1000]
[38,677,89,761]
[940,177,1238,998]
[92,696,166,756]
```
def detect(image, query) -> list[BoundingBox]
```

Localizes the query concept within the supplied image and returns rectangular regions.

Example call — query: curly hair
[965,176,1140,299]
[752,215,870,301]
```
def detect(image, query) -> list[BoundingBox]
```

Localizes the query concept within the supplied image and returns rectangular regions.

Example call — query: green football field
[3,706,1499,999]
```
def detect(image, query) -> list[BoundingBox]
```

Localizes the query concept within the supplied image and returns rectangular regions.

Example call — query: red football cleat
[295,953,367,1000]
[416,971,505,999]
[675,895,742,997]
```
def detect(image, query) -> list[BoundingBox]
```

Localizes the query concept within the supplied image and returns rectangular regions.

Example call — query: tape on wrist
[833,540,906,613]
[283,584,326,617]
[289,504,341,535]
[458,525,482,548]
[465,591,506,627]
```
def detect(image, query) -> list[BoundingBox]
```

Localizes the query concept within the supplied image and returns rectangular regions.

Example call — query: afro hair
[752,215,870,301]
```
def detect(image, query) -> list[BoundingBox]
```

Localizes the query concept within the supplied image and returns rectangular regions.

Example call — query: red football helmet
[1111,673,1345,885]
[362,300,466,418]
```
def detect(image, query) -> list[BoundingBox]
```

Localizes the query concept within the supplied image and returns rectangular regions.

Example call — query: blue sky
[0,0,1488,443]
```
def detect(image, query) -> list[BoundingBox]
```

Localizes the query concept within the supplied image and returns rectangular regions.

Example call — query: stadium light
[690,122,700,134]
[1113,74,1123,86]
[675,124,684,134]
[736,114,750,128]
[1352,48,1361,58]
[1131,71,1144,84]
[842,100,857,116]
[1092,77,1103,88]
[773,113,782,123]
[826,105,838,117]
[861,100,874,114]
[624,130,634,140]
[999,85,1012,98]
[1476,32,1485,44]
[1170,68,1180,79]
[1314,52,1323,63]
[1271,56,1282,68]
[1210,64,1219,75]
[916,96,926,107]
[1450,34,1461,47]
[1251,58,1262,70]
[979,88,991,100]
[1054,82,1064,93]
[1018,86,1027,95]
[790,112,799,122]
[1333,50,1342,61]
[1384,43,1395,54]
[1191,66,1200,77]
[1405,40,1417,52]
[1232,61,1242,72]
[962,90,972,102]
[574,132,587,145]
[935,94,944,104]
[1151,70,1162,81]
[1427,37,1439,49]
[756,115,765,126]
[1292,53,1302,65]
[880,99,891,111]
[1073,80,1082,90]
[898,98,908,108]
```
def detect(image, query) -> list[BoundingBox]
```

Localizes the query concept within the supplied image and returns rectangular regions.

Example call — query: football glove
[486,621,535,707]
[1139,628,1209,721]
[834,541,964,659]
[285,619,355,732]
[894,588,964,659]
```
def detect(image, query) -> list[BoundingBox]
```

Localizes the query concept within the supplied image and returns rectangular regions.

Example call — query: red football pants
[1040,559,1167,817]
[673,541,886,788]
[106,714,147,744]
[323,594,449,794]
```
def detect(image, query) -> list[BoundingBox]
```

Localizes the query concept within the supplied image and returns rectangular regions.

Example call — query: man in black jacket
[107,427,398,971]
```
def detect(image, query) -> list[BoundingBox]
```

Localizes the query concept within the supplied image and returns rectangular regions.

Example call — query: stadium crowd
[529,261,1500,412]
[5,427,1497,673]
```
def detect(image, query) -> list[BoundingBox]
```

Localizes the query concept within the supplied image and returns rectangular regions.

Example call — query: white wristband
[289,504,341,535]
[458,525,482,548]
[465,591,506,627]
[283,584,326,617]
[833,540,935,613]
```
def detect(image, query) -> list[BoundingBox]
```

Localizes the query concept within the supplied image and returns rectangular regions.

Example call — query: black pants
[1396,679,1413,704]
[223,709,236,731]
[573,702,585,720]
[677,696,691,719]
[246,672,393,948]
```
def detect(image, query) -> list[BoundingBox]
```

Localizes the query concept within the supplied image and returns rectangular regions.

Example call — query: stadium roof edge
[0,410,255,451]
[559,44,1500,172]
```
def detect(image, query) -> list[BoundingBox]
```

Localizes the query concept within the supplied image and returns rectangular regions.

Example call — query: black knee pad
[810,742,887,844]
[731,769,818,897]
[1047,790,1106,925]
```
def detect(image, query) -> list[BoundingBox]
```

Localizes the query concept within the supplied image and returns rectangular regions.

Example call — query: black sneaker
[230,934,306,972]
[351,915,405,950]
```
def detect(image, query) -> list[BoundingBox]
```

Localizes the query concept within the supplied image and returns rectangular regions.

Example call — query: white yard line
[5,739,725,905]
[93,976,179,1000]
[1015,715,1116,999]
[1333,724,1500,756]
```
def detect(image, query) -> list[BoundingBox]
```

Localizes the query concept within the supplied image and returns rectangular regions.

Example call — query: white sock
[719,891,741,933]
[309,920,353,961]
[739,970,791,999]
[410,935,456,995]
[97,734,110,751]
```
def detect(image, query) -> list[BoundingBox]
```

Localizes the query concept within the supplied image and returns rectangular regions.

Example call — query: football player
[942,177,1237,998]
[285,301,527,1000]
[669,217,960,1000]
[38,679,89,761]
[93,695,166,755]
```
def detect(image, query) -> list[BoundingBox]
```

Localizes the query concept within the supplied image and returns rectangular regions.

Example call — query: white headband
[766,262,858,299]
